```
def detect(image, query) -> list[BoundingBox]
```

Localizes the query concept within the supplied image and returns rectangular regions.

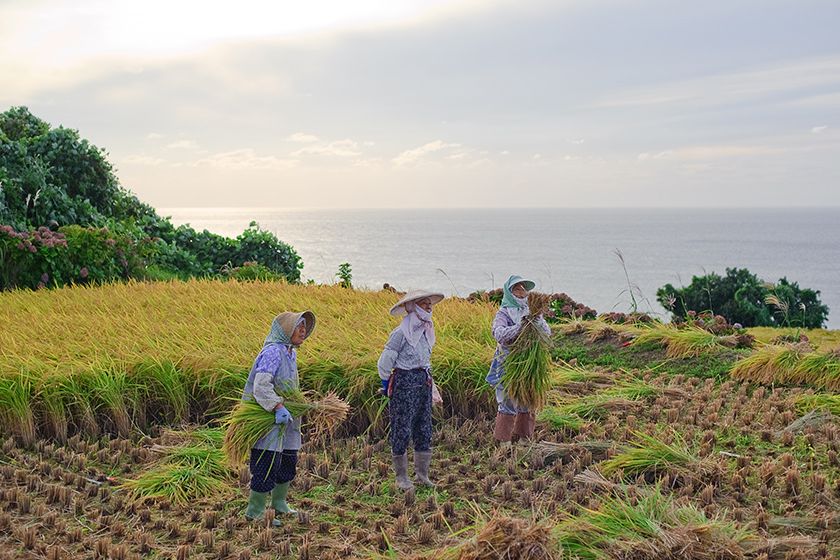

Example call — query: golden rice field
[0,279,496,444]
[2,280,840,559]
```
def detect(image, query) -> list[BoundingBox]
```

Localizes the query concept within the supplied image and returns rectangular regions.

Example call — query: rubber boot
[512,412,536,441]
[245,490,273,524]
[493,413,516,444]
[392,453,414,491]
[271,481,297,516]
[414,450,435,487]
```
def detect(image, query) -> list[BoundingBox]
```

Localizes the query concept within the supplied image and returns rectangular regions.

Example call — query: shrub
[657,267,828,328]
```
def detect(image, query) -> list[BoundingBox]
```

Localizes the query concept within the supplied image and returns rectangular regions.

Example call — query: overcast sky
[2,0,839,208]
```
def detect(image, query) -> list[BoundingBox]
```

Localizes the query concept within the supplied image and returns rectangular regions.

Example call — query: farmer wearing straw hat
[486,275,550,446]
[378,289,444,491]
[242,311,315,525]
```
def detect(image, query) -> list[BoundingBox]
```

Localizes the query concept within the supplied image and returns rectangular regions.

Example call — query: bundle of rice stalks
[500,292,553,411]
[633,326,723,359]
[411,515,558,560]
[731,344,840,390]
[222,389,350,467]
[794,393,840,416]
[123,439,230,505]
[537,407,585,432]
[124,463,229,505]
[556,484,756,560]
[599,431,707,480]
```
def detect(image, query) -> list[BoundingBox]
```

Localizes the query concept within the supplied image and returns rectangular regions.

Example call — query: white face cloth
[506,296,530,324]
[400,301,436,348]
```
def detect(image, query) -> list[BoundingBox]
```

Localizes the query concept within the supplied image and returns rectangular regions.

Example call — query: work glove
[380,378,390,397]
[274,406,292,424]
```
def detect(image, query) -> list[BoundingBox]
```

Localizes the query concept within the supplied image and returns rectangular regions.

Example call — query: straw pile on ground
[500,292,553,411]
[411,516,558,560]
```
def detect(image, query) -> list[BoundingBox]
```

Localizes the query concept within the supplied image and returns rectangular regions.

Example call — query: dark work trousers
[249,448,298,493]
[389,367,433,455]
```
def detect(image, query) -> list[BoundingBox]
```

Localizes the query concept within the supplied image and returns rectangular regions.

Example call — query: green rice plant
[537,407,585,432]
[555,484,754,560]
[500,293,553,411]
[599,431,697,478]
[132,359,190,424]
[85,366,136,437]
[794,393,840,416]
[0,373,36,446]
[633,326,722,359]
[37,375,70,443]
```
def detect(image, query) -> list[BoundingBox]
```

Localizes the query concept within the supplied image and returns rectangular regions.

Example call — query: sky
[1,0,839,208]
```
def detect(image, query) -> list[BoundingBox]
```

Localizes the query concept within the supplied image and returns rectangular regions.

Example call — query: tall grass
[0,279,496,439]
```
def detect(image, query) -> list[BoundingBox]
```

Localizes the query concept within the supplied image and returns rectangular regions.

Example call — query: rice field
[1,281,839,559]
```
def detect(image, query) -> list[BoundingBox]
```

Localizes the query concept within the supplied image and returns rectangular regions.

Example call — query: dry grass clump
[731,344,840,390]
[410,515,558,560]
[500,292,554,411]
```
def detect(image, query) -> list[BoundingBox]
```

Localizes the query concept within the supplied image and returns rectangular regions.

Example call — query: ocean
[159,208,840,329]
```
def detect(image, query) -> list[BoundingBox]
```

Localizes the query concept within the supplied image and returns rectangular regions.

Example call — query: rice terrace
[1,280,838,559]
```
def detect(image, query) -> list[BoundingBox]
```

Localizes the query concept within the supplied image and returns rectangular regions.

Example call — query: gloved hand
[274,406,292,424]
[381,378,390,396]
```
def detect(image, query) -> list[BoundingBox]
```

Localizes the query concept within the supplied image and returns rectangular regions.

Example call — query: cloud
[145,132,164,140]
[192,149,297,170]
[638,145,775,161]
[166,139,200,150]
[286,132,320,143]
[591,55,840,110]
[121,154,166,166]
[290,139,361,157]
[392,140,461,166]
[812,125,829,134]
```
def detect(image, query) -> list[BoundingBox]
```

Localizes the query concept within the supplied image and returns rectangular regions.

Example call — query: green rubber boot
[244,490,269,521]
[271,482,297,515]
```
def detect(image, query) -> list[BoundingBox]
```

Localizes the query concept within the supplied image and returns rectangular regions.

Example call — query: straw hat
[389,289,445,317]
[276,310,316,340]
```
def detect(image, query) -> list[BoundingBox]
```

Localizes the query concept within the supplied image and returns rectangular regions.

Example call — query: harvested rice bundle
[223,389,350,467]
[410,515,558,560]
[500,292,553,411]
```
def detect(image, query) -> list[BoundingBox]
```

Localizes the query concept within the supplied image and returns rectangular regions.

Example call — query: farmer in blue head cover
[486,275,550,446]
[378,289,445,491]
[241,311,316,525]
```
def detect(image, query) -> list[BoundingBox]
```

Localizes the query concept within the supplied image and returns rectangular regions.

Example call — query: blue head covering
[501,275,536,309]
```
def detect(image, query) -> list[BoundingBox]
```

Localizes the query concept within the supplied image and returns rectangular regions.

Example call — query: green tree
[657,267,828,328]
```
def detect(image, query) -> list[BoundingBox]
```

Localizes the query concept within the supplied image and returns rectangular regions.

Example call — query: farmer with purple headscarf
[378,289,444,491]
[242,311,315,525]
[486,275,550,446]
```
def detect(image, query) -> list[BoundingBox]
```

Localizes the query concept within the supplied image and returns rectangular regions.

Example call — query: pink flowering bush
[0,223,143,290]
